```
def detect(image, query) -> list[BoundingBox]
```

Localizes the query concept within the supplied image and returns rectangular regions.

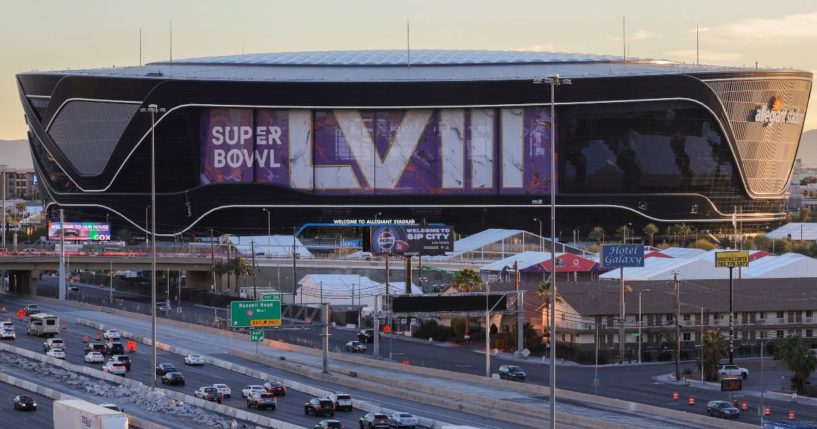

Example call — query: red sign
[16,309,25,319]
[383,325,391,334]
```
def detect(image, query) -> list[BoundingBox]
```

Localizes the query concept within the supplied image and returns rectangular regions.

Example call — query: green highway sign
[262,293,281,301]
[231,300,281,328]
[249,329,265,342]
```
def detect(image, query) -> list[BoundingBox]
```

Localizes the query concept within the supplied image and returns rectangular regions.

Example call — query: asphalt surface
[0,380,54,428]
[27,279,817,426]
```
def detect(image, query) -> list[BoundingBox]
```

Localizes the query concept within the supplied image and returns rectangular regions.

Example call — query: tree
[15,202,26,216]
[800,176,817,186]
[673,223,693,247]
[643,223,659,247]
[617,224,632,244]
[228,256,253,292]
[702,329,726,381]
[450,268,484,340]
[537,281,562,347]
[800,207,812,222]
[774,335,817,394]
[588,226,605,244]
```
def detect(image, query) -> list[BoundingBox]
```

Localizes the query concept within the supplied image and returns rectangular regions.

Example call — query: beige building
[1,166,37,200]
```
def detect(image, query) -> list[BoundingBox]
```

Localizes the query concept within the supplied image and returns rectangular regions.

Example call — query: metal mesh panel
[47,101,139,176]
[706,78,811,196]
[27,97,49,120]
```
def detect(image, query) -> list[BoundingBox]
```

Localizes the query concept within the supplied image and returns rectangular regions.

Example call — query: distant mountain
[797,129,817,166]
[0,139,32,169]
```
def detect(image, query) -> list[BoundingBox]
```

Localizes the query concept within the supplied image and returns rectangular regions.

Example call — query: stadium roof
[31,49,786,83]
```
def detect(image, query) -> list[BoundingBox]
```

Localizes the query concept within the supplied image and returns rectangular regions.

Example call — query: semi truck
[53,399,127,429]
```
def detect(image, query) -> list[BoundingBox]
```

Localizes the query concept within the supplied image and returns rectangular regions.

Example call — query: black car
[706,400,740,419]
[13,395,36,411]
[359,412,390,429]
[305,398,335,417]
[498,365,526,381]
[85,343,106,355]
[357,329,375,343]
[105,341,125,355]
[161,371,186,386]
[156,362,177,376]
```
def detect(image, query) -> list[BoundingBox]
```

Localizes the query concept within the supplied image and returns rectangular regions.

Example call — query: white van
[26,314,60,337]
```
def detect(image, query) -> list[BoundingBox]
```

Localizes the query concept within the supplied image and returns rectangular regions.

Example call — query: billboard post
[601,244,645,364]
[715,251,749,364]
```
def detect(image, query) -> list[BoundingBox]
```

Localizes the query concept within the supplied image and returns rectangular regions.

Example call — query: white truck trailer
[53,399,127,429]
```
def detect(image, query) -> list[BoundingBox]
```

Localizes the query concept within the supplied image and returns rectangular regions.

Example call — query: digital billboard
[369,225,453,256]
[48,222,111,241]
[200,108,553,195]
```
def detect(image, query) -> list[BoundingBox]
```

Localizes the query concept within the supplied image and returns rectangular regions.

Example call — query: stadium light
[139,103,165,390]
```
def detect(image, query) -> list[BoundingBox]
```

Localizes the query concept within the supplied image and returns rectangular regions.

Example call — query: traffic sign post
[230,298,281,328]
[249,329,265,342]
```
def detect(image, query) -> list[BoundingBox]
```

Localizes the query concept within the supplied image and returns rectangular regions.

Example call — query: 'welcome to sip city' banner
[369,225,453,256]
[200,108,554,195]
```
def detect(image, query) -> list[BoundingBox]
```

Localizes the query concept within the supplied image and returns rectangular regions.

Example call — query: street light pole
[533,218,543,251]
[140,103,164,390]
[638,288,650,363]
[262,208,271,258]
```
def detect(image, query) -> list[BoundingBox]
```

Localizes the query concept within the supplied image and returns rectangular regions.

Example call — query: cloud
[662,49,744,64]
[696,11,817,44]
[630,30,655,42]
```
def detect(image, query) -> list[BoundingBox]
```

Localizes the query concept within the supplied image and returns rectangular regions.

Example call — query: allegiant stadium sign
[752,96,803,125]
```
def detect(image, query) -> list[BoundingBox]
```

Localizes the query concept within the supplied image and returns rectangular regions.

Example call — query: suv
[109,355,131,371]
[102,361,127,376]
[102,329,120,340]
[43,338,65,352]
[23,304,40,315]
[85,343,106,356]
[195,386,223,403]
[498,365,526,382]
[706,400,740,419]
[156,363,177,375]
[718,364,749,380]
[247,392,277,410]
[357,329,375,343]
[305,398,335,417]
[329,393,353,412]
[105,341,125,356]
[359,412,390,429]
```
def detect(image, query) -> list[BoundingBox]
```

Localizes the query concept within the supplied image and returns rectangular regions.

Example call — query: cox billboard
[370,226,453,256]
[48,222,110,241]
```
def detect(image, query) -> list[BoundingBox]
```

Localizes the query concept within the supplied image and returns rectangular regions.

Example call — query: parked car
[109,355,131,371]
[706,400,740,419]
[359,412,390,429]
[161,371,186,386]
[246,391,277,410]
[102,329,120,340]
[242,385,266,398]
[498,365,526,382]
[84,351,105,363]
[99,403,124,412]
[23,304,40,315]
[314,420,344,429]
[13,395,37,411]
[357,329,375,343]
[184,353,205,365]
[194,386,223,403]
[329,393,353,411]
[345,340,367,353]
[264,381,287,396]
[718,364,748,380]
[1,328,16,340]
[212,383,231,399]
[105,341,125,356]
[43,337,65,352]
[388,412,418,429]
[156,362,176,375]
[304,398,335,417]
[46,347,66,360]
[85,342,106,356]
[103,361,127,376]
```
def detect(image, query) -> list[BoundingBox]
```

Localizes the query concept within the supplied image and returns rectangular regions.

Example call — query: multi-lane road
[0,380,54,428]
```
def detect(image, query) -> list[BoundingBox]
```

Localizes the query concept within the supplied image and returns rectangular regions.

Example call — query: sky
[0,0,815,139]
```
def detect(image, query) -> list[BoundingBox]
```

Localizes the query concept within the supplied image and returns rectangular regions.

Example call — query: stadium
[15,50,812,237]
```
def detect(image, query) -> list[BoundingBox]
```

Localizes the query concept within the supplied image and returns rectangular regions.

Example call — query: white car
[241,385,265,398]
[84,351,105,363]
[212,383,232,399]
[43,338,65,352]
[0,329,15,340]
[389,412,418,429]
[103,361,127,376]
[102,329,121,340]
[0,321,13,330]
[718,364,749,379]
[329,393,353,411]
[184,353,205,365]
[46,347,66,359]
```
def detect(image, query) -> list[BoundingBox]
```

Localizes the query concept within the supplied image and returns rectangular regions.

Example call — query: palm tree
[643,223,659,247]
[537,280,562,343]
[674,223,693,247]
[229,256,253,292]
[589,226,605,245]
[774,335,817,394]
[450,268,484,340]
[15,202,26,216]
[702,329,726,381]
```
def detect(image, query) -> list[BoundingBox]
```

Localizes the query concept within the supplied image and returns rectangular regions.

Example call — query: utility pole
[58,209,65,300]
[515,261,523,355]
[373,295,380,358]
[322,302,329,374]
[674,272,681,382]
[292,226,297,323]
[251,241,257,300]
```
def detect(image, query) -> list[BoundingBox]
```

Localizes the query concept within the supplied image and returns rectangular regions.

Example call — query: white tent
[230,235,312,258]
[296,274,381,308]
[600,249,774,281]
[767,223,817,241]
[742,253,817,278]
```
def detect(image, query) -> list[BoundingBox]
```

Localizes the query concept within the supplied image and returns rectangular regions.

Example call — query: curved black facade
[16,51,812,236]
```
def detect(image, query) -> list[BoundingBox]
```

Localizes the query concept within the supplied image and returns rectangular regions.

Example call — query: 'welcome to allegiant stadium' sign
[200,108,554,195]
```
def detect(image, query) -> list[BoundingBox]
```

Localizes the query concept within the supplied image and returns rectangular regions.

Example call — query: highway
[0,380,54,428]
[20,281,817,427]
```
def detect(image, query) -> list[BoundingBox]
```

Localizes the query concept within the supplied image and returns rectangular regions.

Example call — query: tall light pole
[638,288,650,363]
[140,103,165,390]
[537,73,571,429]
[145,206,150,246]
[533,218,543,251]
[262,208,271,258]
